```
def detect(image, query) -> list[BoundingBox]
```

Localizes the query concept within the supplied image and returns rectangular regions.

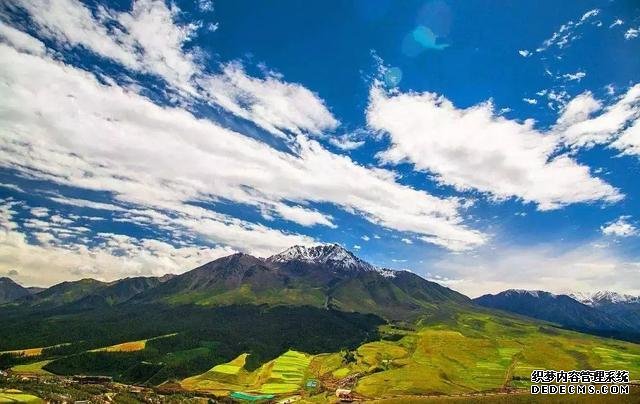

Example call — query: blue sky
[0,0,639,296]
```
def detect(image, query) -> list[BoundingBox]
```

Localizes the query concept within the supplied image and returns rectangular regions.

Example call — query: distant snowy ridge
[502,289,557,299]
[570,291,640,306]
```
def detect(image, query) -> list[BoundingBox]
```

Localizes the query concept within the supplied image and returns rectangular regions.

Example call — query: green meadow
[0,389,43,404]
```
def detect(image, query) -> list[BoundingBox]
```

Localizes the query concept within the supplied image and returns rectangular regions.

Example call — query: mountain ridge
[474,288,640,341]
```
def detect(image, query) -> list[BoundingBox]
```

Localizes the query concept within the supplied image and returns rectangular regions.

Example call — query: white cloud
[555,91,602,127]
[197,0,214,12]
[580,9,600,22]
[522,98,537,105]
[270,203,336,228]
[200,63,339,137]
[49,196,127,212]
[0,41,485,252]
[609,19,623,29]
[29,207,49,218]
[625,28,639,40]
[367,86,622,211]
[0,22,46,55]
[401,238,413,244]
[559,84,640,148]
[0,201,235,286]
[601,216,638,237]
[5,0,338,137]
[611,119,640,156]
[361,235,370,241]
[518,50,531,57]
[6,0,200,95]
[562,71,586,82]
[537,8,600,52]
[329,136,365,151]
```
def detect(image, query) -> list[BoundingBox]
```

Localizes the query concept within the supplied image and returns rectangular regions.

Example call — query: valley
[1,245,640,402]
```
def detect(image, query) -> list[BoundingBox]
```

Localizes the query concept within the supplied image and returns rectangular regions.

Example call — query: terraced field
[181,350,313,396]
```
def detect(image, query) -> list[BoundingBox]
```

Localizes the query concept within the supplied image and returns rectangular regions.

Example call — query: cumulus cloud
[518,50,531,57]
[0,38,485,252]
[559,84,640,149]
[367,86,622,211]
[522,98,537,105]
[555,91,602,127]
[601,216,638,237]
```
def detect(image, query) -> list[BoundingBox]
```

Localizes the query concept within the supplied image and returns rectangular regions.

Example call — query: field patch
[90,333,177,353]
[0,389,43,403]
[10,360,53,375]
[0,348,43,358]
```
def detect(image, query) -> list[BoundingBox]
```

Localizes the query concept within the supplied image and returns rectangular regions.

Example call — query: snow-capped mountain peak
[267,244,396,277]
[570,291,640,306]
[503,289,556,298]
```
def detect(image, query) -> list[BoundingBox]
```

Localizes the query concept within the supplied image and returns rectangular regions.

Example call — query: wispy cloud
[601,216,638,237]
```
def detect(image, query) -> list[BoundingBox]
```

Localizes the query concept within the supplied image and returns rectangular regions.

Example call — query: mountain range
[2,244,639,340]
[474,289,640,341]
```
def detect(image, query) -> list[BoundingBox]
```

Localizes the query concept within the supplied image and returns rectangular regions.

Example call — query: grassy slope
[180,310,640,399]
[10,361,52,375]
[0,389,43,403]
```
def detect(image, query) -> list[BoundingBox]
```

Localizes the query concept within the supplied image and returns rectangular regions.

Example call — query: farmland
[178,311,640,399]
[181,350,312,395]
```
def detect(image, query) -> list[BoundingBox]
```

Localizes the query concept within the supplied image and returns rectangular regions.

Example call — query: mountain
[571,291,640,330]
[17,278,108,307]
[474,289,640,340]
[571,290,640,306]
[0,277,32,304]
[14,275,173,309]
[135,244,470,320]
[69,276,169,309]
